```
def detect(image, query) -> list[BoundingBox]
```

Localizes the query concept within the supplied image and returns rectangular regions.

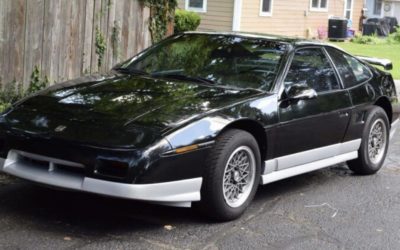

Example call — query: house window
[344,0,353,19]
[310,0,328,11]
[260,0,273,16]
[373,0,382,15]
[185,0,207,13]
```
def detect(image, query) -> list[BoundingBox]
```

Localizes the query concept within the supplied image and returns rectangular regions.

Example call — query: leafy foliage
[352,28,400,45]
[0,66,48,112]
[95,27,107,68]
[139,0,177,43]
[174,9,201,33]
[111,21,121,60]
[0,79,24,109]
[27,65,48,95]
[388,27,400,43]
[351,34,386,45]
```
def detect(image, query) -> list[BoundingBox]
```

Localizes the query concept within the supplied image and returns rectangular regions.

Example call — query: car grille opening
[19,154,50,171]
[54,163,86,175]
[14,151,85,176]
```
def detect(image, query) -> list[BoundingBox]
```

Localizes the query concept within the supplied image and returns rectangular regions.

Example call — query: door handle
[338,111,349,118]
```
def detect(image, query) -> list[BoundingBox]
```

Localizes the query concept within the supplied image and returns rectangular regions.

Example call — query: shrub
[0,80,24,105]
[0,79,24,112]
[174,9,201,33]
[388,27,400,43]
[27,65,48,95]
[0,66,48,112]
[351,34,386,45]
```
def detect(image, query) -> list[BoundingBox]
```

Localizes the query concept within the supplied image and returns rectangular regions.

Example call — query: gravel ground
[0,82,398,250]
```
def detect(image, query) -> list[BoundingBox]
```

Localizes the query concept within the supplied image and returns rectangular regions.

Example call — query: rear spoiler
[356,56,393,70]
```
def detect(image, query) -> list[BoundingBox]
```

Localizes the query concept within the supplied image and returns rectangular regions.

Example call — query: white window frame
[373,0,382,15]
[185,0,207,13]
[310,0,329,12]
[343,0,354,20]
[232,0,243,31]
[259,0,273,17]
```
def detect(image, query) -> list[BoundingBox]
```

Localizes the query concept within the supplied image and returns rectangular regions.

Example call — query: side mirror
[286,83,318,100]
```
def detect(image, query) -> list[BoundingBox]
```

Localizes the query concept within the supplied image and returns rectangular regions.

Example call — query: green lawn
[330,42,400,80]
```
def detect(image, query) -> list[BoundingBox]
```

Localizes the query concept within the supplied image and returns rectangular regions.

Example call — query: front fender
[164,115,233,149]
[164,94,278,149]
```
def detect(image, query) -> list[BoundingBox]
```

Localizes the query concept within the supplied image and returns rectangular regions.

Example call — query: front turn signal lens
[175,144,199,154]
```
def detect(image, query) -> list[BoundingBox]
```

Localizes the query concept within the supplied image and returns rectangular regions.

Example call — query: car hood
[1,73,263,148]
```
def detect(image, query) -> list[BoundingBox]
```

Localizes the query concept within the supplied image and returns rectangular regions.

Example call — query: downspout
[232,0,243,31]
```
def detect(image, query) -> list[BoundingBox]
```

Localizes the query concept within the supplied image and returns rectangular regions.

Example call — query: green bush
[0,66,48,113]
[352,28,400,45]
[351,34,386,45]
[388,27,400,43]
[174,9,201,33]
[26,65,48,95]
[0,80,24,112]
[0,80,24,104]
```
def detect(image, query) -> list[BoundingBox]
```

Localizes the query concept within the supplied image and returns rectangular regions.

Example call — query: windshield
[118,34,287,91]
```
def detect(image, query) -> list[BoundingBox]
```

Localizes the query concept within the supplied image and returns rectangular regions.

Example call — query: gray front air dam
[0,150,202,207]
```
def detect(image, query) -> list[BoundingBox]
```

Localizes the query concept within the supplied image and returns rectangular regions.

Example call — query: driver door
[274,47,352,164]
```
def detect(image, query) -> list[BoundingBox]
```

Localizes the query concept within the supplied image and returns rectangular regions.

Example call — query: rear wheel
[198,129,261,221]
[347,106,390,175]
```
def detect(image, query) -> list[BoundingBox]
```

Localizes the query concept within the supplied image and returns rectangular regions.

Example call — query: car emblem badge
[54,125,67,132]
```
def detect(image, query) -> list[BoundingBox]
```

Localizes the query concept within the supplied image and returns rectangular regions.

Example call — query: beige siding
[177,0,234,31]
[177,0,363,38]
[352,0,364,32]
[241,0,364,38]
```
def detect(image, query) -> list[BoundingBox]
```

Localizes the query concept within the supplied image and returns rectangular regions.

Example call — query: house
[177,0,364,38]
[365,0,400,23]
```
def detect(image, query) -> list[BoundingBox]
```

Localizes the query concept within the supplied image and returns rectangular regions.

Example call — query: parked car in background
[0,32,398,221]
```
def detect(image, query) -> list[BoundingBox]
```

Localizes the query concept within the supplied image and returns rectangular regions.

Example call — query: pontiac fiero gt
[0,32,398,220]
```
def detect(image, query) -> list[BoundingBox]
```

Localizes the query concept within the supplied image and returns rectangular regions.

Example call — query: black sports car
[0,32,399,221]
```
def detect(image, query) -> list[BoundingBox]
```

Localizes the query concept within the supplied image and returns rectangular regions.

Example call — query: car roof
[183,31,329,47]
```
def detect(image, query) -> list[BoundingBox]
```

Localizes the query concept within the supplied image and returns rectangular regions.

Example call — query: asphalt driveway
[0,83,399,250]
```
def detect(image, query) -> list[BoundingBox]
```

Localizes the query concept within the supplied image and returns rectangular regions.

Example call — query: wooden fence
[0,0,151,86]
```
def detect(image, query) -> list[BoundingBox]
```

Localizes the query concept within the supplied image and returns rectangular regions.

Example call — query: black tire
[197,129,261,221]
[347,106,390,175]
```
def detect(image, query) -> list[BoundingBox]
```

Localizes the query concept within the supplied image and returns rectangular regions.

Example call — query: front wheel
[347,106,390,175]
[198,129,261,221]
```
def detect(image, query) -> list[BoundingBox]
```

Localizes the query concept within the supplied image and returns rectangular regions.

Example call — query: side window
[284,48,340,93]
[326,47,372,88]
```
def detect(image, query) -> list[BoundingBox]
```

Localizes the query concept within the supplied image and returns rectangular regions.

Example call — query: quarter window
[311,0,328,11]
[186,0,207,12]
[260,0,273,16]
[326,47,372,88]
[284,48,340,93]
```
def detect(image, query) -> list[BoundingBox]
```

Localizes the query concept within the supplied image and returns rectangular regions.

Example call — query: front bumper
[0,150,202,207]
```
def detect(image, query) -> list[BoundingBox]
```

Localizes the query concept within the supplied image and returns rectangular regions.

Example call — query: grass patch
[330,42,400,80]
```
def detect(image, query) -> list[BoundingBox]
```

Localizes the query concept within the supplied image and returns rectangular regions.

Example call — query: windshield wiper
[151,73,215,85]
[114,67,149,76]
